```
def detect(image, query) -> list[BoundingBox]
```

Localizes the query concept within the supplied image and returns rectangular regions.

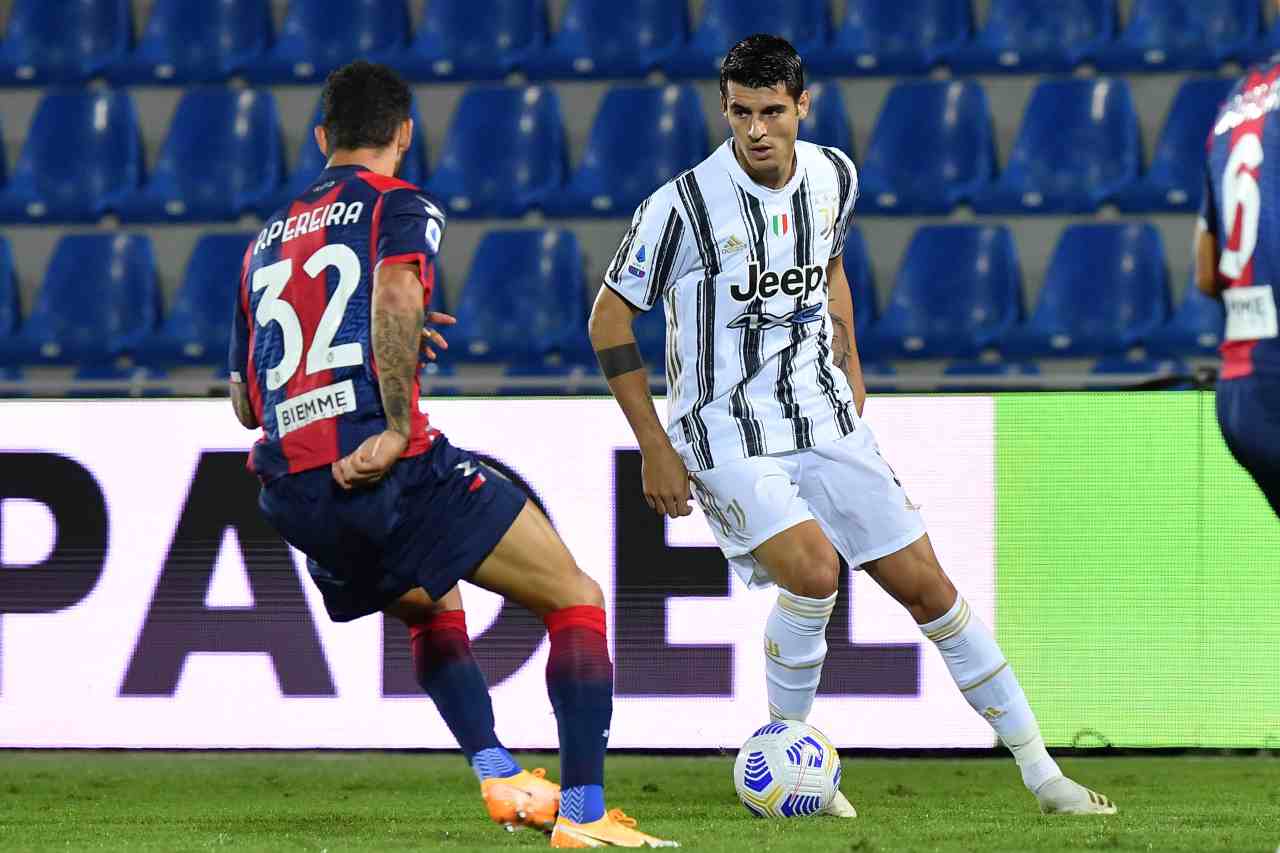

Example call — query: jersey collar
[719,139,805,201]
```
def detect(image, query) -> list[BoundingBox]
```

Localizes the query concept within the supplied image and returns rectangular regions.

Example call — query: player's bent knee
[562,571,605,610]
[776,548,839,599]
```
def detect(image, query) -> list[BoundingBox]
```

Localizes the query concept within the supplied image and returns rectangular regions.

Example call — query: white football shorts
[688,423,927,589]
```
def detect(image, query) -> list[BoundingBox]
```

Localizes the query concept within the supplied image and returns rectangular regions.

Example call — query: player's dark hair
[719,34,805,103]
[320,61,412,152]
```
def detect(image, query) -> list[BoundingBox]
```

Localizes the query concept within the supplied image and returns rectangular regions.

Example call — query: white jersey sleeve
[602,183,693,311]
[820,146,859,258]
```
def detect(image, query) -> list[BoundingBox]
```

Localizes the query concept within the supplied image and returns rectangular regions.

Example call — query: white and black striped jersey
[604,138,860,472]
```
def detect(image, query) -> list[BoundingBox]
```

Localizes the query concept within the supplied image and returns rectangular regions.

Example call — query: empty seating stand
[808,0,971,75]
[528,0,686,79]
[428,85,566,218]
[398,0,546,81]
[108,0,273,84]
[0,89,143,223]
[1094,0,1261,71]
[1001,223,1170,358]
[858,79,994,214]
[974,78,1139,214]
[0,0,132,84]
[0,234,160,366]
[947,0,1115,73]
[244,0,410,84]
[116,88,283,222]
[865,225,1023,359]
[544,84,705,218]
[663,0,830,78]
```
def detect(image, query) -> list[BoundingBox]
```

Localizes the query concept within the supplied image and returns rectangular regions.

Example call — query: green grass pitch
[0,752,1276,851]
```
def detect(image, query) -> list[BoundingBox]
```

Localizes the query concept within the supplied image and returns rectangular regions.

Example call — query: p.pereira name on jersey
[727,261,826,331]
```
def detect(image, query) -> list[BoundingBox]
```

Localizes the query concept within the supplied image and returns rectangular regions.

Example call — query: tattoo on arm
[831,314,853,373]
[372,298,423,438]
[596,342,645,379]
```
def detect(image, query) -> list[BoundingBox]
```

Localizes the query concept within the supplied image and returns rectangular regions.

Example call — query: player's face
[722,81,810,184]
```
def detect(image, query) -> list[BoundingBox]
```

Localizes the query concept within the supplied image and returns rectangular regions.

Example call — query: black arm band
[596,342,645,379]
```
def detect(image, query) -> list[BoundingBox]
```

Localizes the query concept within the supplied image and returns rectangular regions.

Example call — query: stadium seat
[69,364,170,399]
[945,0,1115,73]
[797,81,854,154]
[973,78,1139,214]
[1115,78,1235,213]
[0,238,18,343]
[857,80,994,215]
[1146,273,1225,359]
[844,227,878,342]
[662,0,830,79]
[449,230,586,364]
[942,360,1041,392]
[0,90,142,223]
[1089,356,1190,390]
[397,0,546,80]
[243,0,409,84]
[0,0,131,85]
[259,94,429,217]
[136,233,255,367]
[1001,224,1170,358]
[807,0,972,76]
[1094,0,1260,71]
[116,88,283,223]
[0,235,159,366]
[864,225,1023,359]
[427,86,565,218]
[542,84,704,218]
[527,0,685,79]
[108,0,272,84]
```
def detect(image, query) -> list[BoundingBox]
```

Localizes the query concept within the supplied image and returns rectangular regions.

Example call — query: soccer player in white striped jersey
[589,34,1115,818]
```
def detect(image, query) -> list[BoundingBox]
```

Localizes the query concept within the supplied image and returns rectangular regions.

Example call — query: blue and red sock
[544,605,613,824]
[410,610,521,782]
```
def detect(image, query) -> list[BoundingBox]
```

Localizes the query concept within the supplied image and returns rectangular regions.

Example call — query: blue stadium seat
[946,0,1115,73]
[69,364,170,399]
[136,233,254,367]
[632,305,668,368]
[1247,20,1280,64]
[1146,273,1225,358]
[858,80,994,215]
[450,230,586,364]
[1001,224,1170,358]
[543,84,704,218]
[865,225,1023,359]
[427,85,565,218]
[527,0,685,79]
[397,0,546,80]
[259,94,428,217]
[0,0,131,85]
[974,78,1139,214]
[0,90,142,223]
[0,235,159,365]
[0,238,18,343]
[808,0,972,76]
[797,81,854,154]
[1115,78,1234,213]
[1089,356,1190,390]
[244,0,409,84]
[662,0,830,78]
[942,360,1041,392]
[117,88,283,223]
[108,0,272,84]
[844,227,878,342]
[1094,0,1260,71]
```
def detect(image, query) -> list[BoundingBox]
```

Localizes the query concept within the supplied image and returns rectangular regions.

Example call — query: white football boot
[1035,776,1118,815]
[822,790,858,818]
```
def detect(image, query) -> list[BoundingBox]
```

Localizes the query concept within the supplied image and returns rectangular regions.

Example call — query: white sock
[764,588,837,721]
[920,596,1062,793]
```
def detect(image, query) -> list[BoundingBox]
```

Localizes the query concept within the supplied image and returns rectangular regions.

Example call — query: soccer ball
[733,720,841,818]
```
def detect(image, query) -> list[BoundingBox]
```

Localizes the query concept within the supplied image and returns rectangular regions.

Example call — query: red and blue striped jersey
[230,164,445,481]
[1202,62,1280,379]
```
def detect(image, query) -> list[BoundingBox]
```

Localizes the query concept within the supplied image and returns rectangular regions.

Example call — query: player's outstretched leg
[385,588,560,832]
[751,520,856,819]
[864,535,1117,816]
[471,501,678,848]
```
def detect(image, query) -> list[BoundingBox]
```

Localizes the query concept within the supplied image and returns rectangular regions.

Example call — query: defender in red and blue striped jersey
[227,62,675,847]
[1197,61,1280,517]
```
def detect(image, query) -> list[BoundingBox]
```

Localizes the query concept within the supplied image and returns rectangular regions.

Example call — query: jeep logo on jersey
[729,261,826,303]
[727,302,824,332]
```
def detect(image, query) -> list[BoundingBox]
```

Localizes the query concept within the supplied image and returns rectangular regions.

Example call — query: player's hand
[642,443,692,518]
[332,430,408,490]
[420,311,456,362]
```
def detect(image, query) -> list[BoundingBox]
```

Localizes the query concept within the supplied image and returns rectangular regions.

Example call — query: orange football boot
[481,768,561,832]
[549,808,679,848]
